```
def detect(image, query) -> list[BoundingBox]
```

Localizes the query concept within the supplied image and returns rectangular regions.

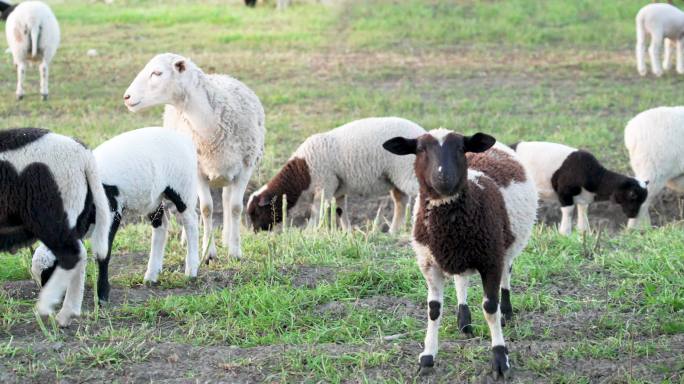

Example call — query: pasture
[1,0,683,382]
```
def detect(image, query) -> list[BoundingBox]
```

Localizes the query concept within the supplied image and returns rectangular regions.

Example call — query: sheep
[244,0,289,9]
[246,117,425,233]
[383,130,537,379]
[635,3,684,76]
[123,53,265,261]
[511,141,648,235]
[31,127,200,304]
[3,1,60,100]
[0,127,111,327]
[625,106,684,229]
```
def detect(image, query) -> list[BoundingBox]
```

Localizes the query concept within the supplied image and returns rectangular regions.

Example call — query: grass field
[1,0,684,382]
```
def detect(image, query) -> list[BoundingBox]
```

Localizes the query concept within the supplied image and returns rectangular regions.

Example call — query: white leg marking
[144,213,169,283]
[559,205,575,235]
[182,208,200,277]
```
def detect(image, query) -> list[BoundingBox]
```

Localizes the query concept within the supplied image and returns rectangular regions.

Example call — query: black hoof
[458,304,473,335]
[41,94,48,101]
[144,280,160,287]
[418,355,435,376]
[491,346,511,380]
[97,298,109,307]
[16,94,23,101]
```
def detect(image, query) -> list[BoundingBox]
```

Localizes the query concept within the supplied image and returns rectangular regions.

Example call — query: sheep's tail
[84,154,111,261]
[29,23,40,57]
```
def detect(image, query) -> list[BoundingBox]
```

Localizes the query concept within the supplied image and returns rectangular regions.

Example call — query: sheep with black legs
[246,117,424,233]
[512,141,648,235]
[625,106,684,229]
[383,130,537,379]
[32,127,200,304]
[3,1,60,100]
[0,128,111,327]
[635,3,684,76]
[124,53,265,261]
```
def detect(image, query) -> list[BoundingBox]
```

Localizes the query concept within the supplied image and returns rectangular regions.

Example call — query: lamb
[635,3,684,76]
[123,53,265,260]
[31,127,200,304]
[246,117,425,233]
[0,128,111,327]
[512,141,648,235]
[3,1,60,100]
[625,106,684,228]
[383,130,537,379]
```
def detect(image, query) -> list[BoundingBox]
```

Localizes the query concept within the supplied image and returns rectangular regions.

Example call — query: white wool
[635,3,684,76]
[5,1,60,99]
[429,128,452,145]
[625,106,684,227]
[513,141,575,201]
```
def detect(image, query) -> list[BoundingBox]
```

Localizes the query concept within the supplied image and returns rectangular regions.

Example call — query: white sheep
[123,53,265,261]
[635,3,684,76]
[512,141,648,235]
[383,130,537,378]
[3,1,60,100]
[246,117,425,233]
[1,128,111,327]
[31,127,200,303]
[625,106,684,228]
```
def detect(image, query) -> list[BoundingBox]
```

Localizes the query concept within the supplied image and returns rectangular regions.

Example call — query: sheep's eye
[151,71,162,77]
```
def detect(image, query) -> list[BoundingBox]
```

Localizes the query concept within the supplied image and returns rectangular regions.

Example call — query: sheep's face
[613,178,648,218]
[383,129,496,199]
[124,53,187,112]
[246,191,282,232]
[31,244,57,287]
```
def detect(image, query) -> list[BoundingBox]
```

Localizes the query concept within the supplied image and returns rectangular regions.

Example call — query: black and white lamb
[0,128,110,327]
[383,129,537,379]
[512,141,648,235]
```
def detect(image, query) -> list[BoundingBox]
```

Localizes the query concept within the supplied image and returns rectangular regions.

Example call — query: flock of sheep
[2,0,684,380]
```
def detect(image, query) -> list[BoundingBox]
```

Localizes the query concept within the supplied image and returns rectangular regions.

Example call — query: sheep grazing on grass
[635,3,684,76]
[512,141,648,235]
[32,127,200,304]
[625,106,684,229]
[124,53,265,261]
[246,117,425,233]
[383,130,537,379]
[0,128,111,327]
[3,1,60,100]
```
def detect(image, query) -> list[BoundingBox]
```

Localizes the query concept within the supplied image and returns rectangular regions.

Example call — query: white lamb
[32,127,201,304]
[123,53,266,260]
[3,1,60,100]
[625,106,684,228]
[246,117,425,233]
[635,3,684,76]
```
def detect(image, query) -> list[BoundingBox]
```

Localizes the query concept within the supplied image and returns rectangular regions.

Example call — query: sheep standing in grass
[625,106,684,228]
[246,117,424,233]
[383,130,537,379]
[0,128,111,327]
[3,1,60,100]
[512,141,648,235]
[32,127,200,304]
[635,3,684,76]
[124,53,265,261]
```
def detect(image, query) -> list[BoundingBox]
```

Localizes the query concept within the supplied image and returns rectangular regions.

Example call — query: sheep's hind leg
[15,62,25,100]
[225,173,250,259]
[418,262,445,376]
[677,38,684,74]
[481,269,510,380]
[454,274,473,335]
[56,242,87,327]
[500,263,513,325]
[39,60,49,101]
[36,240,85,327]
[198,176,217,263]
[663,38,673,72]
[389,188,409,234]
[181,206,200,278]
[650,34,664,76]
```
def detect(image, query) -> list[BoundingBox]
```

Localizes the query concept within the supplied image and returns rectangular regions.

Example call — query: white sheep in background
[383,131,537,378]
[32,127,200,304]
[1,128,111,327]
[3,1,60,100]
[246,117,425,233]
[635,3,684,76]
[512,141,648,235]
[123,53,265,261]
[625,106,684,228]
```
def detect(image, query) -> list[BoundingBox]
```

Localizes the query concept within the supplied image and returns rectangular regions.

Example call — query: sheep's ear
[173,59,187,73]
[383,137,417,156]
[464,132,496,153]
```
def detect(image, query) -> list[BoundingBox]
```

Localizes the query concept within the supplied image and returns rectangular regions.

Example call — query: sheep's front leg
[144,208,169,283]
[576,203,590,233]
[56,243,87,327]
[677,38,684,74]
[482,269,510,380]
[336,195,351,231]
[225,173,250,259]
[198,176,217,263]
[650,35,664,76]
[663,38,673,72]
[97,214,121,304]
[15,62,25,100]
[39,60,49,101]
[389,188,409,234]
[559,205,575,235]
[181,206,200,278]
[454,274,473,335]
[418,262,445,376]
[636,33,648,76]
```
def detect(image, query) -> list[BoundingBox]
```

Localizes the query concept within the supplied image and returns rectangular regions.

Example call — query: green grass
[1,0,684,382]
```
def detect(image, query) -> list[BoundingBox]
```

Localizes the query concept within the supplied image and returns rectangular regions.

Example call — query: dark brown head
[246,189,283,232]
[613,178,648,218]
[383,129,496,199]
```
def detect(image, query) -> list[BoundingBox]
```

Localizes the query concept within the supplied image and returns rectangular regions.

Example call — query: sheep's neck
[594,170,627,201]
[174,75,217,142]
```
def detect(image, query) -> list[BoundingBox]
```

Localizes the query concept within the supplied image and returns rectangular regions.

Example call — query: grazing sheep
[246,117,425,233]
[0,2,14,20]
[625,106,684,228]
[512,141,648,235]
[3,1,60,100]
[32,127,200,304]
[383,130,537,379]
[0,128,110,327]
[123,53,265,261]
[635,3,684,76]
[244,0,289,9]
